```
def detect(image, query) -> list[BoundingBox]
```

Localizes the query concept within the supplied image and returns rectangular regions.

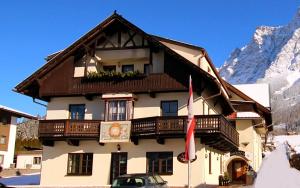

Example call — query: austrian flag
[185,75,196,161]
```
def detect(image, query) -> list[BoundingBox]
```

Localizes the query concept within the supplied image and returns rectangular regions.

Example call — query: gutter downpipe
[33,98,48,108]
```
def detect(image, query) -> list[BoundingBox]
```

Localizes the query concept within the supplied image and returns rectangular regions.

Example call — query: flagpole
[188,160,191,188]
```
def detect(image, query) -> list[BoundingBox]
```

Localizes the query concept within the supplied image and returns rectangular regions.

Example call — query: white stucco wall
[46,93,216,120]
[234,119,263,171]
[0,117,17,168]
[16,154,42,169]
[41,139,222,187]
[46,97,105,120]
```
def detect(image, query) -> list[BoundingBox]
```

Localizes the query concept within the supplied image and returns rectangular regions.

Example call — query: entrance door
[110,152,128,184]
[232,160,247,183]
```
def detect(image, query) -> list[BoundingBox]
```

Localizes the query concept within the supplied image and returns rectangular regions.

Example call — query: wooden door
[232,160,247,182]
[110,152,128,184]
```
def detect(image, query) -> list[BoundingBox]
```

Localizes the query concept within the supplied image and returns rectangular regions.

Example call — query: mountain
[219,8,300,126]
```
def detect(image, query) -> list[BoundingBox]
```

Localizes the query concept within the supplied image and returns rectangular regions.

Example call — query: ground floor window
[146,152,173,175]
[0,155,4,165]
[33,157,41,165]
[67,153,93,175]
[209,152,212,174]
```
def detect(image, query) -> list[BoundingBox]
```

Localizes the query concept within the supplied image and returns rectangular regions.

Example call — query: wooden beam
[118,30,121,47]
[42,140,54,147]
[85,94,95,101]
[99,142,105,146]
[95,46,149,51]
[67,139,80,146]
[149,92,156,98]
[123,31,136,47]
[131,137,139,145]
[156,138,165,145]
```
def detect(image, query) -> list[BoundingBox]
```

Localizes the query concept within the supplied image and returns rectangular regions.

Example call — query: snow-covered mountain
[219,8,300,126]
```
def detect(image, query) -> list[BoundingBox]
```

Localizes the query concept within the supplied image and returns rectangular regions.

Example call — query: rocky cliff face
[219,8,300,126]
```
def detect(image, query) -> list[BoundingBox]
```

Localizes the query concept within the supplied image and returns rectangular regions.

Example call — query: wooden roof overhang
[14,12,234,115]
[151,35,231,98]
[225,82,272,131]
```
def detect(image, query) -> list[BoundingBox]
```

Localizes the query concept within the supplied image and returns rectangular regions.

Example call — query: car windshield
[112,177,145,187]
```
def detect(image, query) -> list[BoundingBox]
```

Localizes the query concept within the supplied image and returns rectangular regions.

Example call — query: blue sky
[0,0,299,116]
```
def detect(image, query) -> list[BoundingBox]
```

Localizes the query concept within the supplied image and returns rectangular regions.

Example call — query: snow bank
[255,144,300,188]
[274,135,300,153]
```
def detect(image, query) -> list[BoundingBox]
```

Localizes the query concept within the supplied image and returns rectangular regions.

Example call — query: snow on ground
[274,135,300,153]
[255,144,300,188]
[0,174,40,186]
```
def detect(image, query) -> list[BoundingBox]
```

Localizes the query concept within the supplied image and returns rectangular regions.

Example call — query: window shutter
[127,100,133,120]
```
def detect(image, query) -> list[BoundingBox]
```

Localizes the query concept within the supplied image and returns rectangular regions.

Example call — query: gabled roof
[0,105,37,119]
[14,12,234,114]
[151,35,231,96]
[224,82,272,130]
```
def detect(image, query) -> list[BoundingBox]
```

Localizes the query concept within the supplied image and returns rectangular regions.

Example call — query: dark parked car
[0,183,14,188]
[111,173,168,188]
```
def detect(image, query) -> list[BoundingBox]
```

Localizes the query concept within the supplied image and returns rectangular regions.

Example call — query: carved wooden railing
[39,119,101,138]
[131,115,239,146]
[39,115,238,147]
[40,73,187,97]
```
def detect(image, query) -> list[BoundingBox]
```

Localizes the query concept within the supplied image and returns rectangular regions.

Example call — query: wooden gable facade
[15,12,233,116]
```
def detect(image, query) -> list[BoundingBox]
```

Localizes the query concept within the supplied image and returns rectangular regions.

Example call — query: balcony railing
[131,115,239,147]
[39,119,101,138]
[40,73,187,97]
[39,115,238,149]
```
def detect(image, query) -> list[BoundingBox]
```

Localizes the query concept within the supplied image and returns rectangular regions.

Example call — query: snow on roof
[233,83,270,108]
[237,112,260,118]
[0,104,36,119]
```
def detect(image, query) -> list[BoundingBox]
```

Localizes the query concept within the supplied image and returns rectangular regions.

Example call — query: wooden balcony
[39,119,101,145]
[39,115,238,151]
[131,115,239,151]
[39,73,187,98]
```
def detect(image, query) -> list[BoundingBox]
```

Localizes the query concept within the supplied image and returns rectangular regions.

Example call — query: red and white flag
[185,75,196,161]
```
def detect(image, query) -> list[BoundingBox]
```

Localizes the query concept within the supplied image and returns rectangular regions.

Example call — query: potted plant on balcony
[84,70,143,82]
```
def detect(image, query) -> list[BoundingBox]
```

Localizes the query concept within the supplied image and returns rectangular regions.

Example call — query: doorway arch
[225,155,249,184]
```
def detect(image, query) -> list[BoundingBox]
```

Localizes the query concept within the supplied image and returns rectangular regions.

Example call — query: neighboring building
[224,83,272,184]
[0,105,36,169]
[16,149,42,169]
[14,13,271,187]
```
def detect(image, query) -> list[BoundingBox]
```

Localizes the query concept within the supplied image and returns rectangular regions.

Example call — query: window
[103,65,116,72]
[144,64,151,75]
[0,155,4,165]
[0,136,6,145]
[146,152,173,175]
[220,156,223,174]
[67,153,93,175]
[1,117,8,125]
[209,152,212,174]
[161,101,178,116]
[108,100,127,121]
[69,104,85,120]
[122,64,134,73]
[33,157,41,165]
